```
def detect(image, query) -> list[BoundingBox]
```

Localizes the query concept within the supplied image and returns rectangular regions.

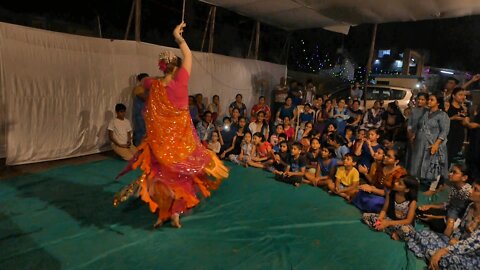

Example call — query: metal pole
[208,6,216,53]
[97,15,102,38]
[124,0,135,40]
[254,21,260,60]
[247,24,255,58]
[364,23,377,105]
[135,0,141,41]
[200,7,212,52]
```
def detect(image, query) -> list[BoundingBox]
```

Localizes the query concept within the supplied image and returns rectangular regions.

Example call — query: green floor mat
[0,159,432,269]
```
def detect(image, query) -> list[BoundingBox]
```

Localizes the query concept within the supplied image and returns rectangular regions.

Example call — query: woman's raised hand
[173,22,186,40]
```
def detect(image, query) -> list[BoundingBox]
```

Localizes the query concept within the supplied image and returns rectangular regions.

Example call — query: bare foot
[153,218,163,228]
[391,232,400,241]
[170,213,182,228]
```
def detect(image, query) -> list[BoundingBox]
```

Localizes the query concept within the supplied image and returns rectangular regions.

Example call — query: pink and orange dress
[114,67,228,222]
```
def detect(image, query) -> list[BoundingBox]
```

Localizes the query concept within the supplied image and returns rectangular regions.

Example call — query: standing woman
[114,22,228,228]
[410,93,450,191]
[446,87,469,167]
[406,93,428,175]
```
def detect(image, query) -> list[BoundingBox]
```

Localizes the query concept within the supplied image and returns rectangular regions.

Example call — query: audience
[111,74,480,269]
[108,103,137,160]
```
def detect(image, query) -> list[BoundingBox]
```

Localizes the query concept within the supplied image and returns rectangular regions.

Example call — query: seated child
[416,163,472,236]
[276,142,306,187]
[327,153,359,200]
[354,128,382,170]
[304,137,321,177]
[267,141,290,176]
[229,131,254,166]
[362,175,419,241]
[248,132,272,168]
[207,130,223,155]
[327,133,350,164]
[304,146,337,187]
[272,133,287,153]
[108,103,137,160]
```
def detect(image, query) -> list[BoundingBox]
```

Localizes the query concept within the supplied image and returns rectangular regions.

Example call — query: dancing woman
[114,22,228,228]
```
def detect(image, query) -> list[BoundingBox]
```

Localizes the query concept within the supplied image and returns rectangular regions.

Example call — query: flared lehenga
[114,69,228,223]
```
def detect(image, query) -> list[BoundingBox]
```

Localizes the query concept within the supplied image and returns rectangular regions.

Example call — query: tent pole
[208,6,217,53]
[135,0,141,41]
[200,7,212,52]
[247,23,255,58]
[254,21,260,60]
[364,23,377,106]
[124,0,135,40]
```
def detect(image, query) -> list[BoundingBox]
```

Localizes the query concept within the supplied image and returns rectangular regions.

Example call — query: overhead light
[440,70,454,75]
[415,83,420,88]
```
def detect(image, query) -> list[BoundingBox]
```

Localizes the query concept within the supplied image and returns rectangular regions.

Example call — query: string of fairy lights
[290,38,409,83]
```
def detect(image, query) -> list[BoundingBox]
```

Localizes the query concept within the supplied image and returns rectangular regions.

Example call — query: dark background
[1,0,480,73]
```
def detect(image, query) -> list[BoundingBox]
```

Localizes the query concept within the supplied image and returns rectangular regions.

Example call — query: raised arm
[173,22,192,75]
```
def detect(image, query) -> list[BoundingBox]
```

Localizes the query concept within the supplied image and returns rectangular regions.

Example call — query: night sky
[1,0,480,73]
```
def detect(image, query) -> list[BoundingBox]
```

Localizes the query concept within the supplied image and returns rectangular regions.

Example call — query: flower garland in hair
[158,51,177,72]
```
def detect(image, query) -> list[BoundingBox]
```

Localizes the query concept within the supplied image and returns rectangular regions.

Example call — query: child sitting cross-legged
[362,175,419,241]
[266,141,290,176]
[275,142,306,187]
[229,131,254,167]
[304,146,337,187]
[326,153,359,200]
[248,132,272,168]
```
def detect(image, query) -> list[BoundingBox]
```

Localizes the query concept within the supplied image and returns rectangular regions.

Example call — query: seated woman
[299,103,315,126]
[361,100,383,130]
[407,178,480,270]
[296,121,315,142]
[220,117,247,159]
[352,148,406,213]
[275,97,297,125]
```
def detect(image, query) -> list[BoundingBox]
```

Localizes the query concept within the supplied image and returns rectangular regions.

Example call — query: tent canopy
[200,0,480,34]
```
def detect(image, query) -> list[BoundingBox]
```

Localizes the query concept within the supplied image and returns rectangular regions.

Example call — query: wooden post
[124,0,135,40]
[200,7,213,52]
[364,23,377,106]
[135,0,141,41]
[208,6,216,53]
[254,21,260,60]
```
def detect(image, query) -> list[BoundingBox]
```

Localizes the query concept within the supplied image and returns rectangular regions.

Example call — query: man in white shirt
[108,103,137,160]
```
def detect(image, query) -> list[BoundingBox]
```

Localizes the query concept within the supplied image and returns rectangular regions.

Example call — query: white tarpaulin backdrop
[0,22,285,165]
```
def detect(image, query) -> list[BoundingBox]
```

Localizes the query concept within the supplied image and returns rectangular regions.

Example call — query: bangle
[175,37,185,44]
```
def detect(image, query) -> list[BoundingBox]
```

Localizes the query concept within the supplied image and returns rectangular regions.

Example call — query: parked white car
[329,85,413,111]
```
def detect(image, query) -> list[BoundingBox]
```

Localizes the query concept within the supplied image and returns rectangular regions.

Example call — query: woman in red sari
[114,22,228,228]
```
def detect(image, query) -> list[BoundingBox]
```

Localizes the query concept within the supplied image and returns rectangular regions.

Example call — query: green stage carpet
[0,159,434,269]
